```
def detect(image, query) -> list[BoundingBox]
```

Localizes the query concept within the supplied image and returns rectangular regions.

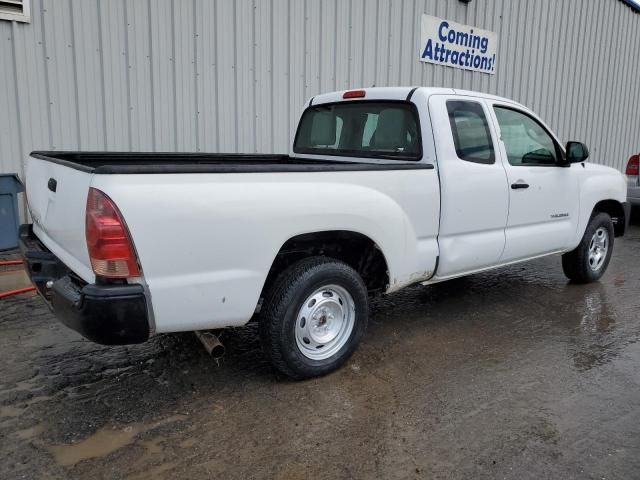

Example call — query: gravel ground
[1,222,639,479]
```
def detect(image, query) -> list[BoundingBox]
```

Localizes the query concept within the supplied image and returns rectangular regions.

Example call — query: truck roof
[309,87,525,110]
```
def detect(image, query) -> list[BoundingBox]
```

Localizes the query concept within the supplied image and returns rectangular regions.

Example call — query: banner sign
[420,14,498,75]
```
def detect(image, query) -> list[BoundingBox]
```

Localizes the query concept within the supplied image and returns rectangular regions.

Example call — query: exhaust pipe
[195,331,225,359]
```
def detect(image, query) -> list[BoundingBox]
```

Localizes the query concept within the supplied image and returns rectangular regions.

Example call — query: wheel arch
[259,230,391,302]
[592,199,627,237]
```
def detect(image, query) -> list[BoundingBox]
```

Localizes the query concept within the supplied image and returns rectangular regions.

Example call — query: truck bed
[31,151,433,175]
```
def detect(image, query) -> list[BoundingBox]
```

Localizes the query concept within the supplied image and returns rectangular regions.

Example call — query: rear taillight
[626,154,639,176]
[86,188,140,278]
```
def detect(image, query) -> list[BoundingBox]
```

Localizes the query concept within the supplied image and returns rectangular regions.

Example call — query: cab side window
[494,107,559,166]
[446,100,495,165]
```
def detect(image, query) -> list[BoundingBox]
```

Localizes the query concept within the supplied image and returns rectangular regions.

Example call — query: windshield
[293,102,422,161]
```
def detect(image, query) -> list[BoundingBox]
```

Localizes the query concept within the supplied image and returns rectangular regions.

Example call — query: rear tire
[259,257,368,380]
[562,212,614,283]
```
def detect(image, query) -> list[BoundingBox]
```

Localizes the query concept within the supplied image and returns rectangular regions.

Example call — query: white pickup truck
[20,87,629,379]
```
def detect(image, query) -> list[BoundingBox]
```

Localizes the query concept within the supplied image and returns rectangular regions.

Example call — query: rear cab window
[293,101,422,161]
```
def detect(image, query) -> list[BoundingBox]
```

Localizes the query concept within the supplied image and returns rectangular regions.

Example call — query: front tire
[259,257,368,380]
[562,212,614,283]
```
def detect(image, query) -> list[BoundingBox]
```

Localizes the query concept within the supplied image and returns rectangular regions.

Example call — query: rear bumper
[628,185,640,206]
[19,224,150,345]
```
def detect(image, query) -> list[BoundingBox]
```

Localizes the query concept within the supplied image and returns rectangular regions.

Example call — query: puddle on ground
[139,435,165,455]
[48,415,187,467]
[0,405,24,418]
[127,461,179,480]
[179,437,197,449]
[50,424,143,466]
[15,423,45,440]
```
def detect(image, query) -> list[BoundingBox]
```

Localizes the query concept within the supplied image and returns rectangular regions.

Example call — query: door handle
[511,182,529,189]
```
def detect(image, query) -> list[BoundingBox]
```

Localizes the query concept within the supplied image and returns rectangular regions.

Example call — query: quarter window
[493,107,558,166]
[446,100,495,165]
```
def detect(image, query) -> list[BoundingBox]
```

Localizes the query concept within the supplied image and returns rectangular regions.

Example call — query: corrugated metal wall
[1,0,639,194]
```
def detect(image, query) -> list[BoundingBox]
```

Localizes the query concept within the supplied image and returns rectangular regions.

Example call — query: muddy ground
[2,223,640,480]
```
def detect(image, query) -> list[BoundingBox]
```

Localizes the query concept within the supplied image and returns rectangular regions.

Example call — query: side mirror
[565,141,589,164]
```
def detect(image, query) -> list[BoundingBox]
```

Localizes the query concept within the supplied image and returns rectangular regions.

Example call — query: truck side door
[486,103,580,262]
[428,95,509,279]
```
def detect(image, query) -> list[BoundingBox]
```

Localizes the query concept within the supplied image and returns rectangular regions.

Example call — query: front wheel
[562,212,614,283]
[259,257,368,380]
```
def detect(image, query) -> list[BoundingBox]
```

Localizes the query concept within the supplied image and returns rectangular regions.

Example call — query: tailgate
[25,156,95,282]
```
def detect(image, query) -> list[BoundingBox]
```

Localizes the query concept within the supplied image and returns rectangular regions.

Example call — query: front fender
[571,163,627,248]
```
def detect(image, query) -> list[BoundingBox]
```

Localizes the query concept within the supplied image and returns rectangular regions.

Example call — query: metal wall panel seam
[67,0,81,149]
[170,0,177,150]
[39,0,54,148]
[10,21,25,178]
[583,0,605,156]
[601,1,625,163]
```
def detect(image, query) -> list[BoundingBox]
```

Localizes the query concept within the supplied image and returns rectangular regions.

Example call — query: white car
[20,87,629,379]
[626,153,640,207]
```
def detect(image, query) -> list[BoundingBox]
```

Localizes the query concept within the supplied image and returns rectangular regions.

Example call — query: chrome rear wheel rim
[588,227,609,272]
[295,285,355,360]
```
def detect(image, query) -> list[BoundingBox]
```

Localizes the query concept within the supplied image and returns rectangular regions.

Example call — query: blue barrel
[0,174,25,251]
